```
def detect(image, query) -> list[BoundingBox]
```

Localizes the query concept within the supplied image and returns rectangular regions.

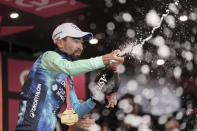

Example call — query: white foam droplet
[145,10,161,27]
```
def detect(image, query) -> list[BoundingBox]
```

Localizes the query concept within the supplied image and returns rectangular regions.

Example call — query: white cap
[52,23,93,43]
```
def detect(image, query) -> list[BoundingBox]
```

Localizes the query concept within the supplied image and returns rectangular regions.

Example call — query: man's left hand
[105,93,117,108]
[71,114,95,130]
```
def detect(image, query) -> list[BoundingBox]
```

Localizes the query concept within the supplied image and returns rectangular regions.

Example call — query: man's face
[61,37,84,60]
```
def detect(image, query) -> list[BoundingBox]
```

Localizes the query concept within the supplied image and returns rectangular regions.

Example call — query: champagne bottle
[92,65,120,104]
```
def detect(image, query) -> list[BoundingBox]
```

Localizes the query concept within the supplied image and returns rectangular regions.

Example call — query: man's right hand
[102,50,124,67]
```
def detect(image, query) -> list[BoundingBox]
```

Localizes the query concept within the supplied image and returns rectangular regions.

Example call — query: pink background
[0,53,2,131]
[0,0,88,18]
[7,58,34,92]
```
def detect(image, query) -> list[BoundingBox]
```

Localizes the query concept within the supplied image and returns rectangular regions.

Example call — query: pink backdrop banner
[8,99,19,131]
[0,53,2,131]
[0,0,88,18]
[0,26,34,37]
[7,58,34,92]
[74,74,86,99]
[0,16,2,24]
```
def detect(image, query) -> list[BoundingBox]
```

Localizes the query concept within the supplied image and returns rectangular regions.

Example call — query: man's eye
[74,39,83,44]
[74,40,80,43]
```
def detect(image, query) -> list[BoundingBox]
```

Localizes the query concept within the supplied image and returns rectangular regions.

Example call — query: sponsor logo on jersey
[56,78,65,87]
[56,88,65,101]
[52,78,66,101]
[30,84,41,118]
[52,84,58,91]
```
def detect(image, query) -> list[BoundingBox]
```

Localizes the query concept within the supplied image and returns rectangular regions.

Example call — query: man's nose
[79,43,83,50]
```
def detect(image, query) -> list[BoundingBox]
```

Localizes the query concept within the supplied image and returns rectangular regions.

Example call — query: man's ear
[56,39,63,49]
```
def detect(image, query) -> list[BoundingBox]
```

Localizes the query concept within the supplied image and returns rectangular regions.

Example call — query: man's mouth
[74,50,82,55]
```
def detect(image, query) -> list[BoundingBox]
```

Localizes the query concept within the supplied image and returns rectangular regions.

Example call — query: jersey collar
[54,48,70,61]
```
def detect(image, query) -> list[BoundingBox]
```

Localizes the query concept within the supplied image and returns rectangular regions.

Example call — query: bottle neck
[110,66,117,71]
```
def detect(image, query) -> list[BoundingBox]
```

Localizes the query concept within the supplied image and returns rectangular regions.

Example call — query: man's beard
[70,49,83,60]
[70,54,80,60]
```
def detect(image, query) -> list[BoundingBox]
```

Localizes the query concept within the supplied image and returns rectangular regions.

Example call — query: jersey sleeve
[69,87,96,118]
[42,51,105,76]
[41,51,105,76]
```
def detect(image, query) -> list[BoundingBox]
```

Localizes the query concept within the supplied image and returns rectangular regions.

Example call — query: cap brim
[83,33,93,41]
[66,31,93,41]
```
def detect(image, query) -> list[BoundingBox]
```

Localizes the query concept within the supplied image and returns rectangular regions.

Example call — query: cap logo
[71,24,81,31]
[53,31,62,39]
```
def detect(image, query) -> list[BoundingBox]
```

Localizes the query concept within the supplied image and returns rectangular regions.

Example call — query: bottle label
[96,74,107,90]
